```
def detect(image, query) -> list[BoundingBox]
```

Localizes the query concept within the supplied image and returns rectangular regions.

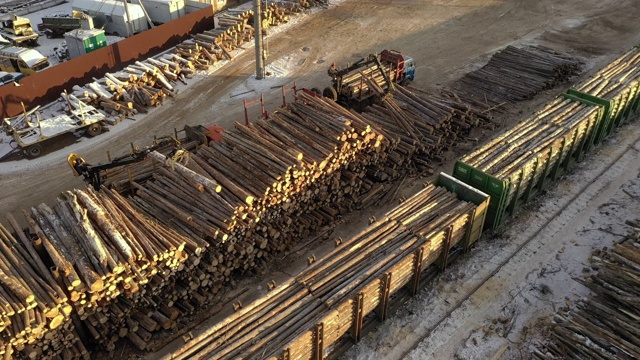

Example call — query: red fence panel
[0,7,214,117]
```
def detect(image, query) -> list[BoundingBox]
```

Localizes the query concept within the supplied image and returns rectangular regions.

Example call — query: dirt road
[2,0,639,218]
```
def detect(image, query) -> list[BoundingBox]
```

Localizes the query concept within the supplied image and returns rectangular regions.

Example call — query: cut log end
[48,314,65,330]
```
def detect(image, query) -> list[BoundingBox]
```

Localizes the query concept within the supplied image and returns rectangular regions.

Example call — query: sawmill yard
[2,0,640,359]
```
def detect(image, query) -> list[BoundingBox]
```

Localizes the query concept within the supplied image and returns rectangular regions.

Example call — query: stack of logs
[338,58,396,100]
[0,218,86,359]
[61,0,325,124]
[163,182,479,359]
[130,92,388,279]
[359,81,496,179]
[459,97,601,207]
[448,45,582,106]
[534,220,640,359]
[195,10,254,61]
[68,59,180,123]
[1,187,206,357]
[574,46,640,124]
[100,137,201,193]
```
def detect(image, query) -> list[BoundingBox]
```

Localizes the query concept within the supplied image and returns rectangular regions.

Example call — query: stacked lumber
[130,92,386,275]
[60,93,384,349]
[574,46,640,124]
[69,60,178,123]
[5,187,205,355]
[339,60,397,100]
[460,97,601,206]
[0,218,87,360]
[358,82,491,178]
[165,182,479,360]
[449,45,582,106]
[260,0,327,28]
[533,221,640,359]
[100,138,200,193]
[195,10,254,61]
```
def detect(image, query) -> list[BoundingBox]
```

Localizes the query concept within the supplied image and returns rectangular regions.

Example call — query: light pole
[254,0,265,79]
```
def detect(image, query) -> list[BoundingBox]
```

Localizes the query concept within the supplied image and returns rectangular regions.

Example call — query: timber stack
[0,218,86,359]
[100,137,201,193]
[30,92,387,351]
[68,59,179,123]
[164,179,486,359]
[194,10,254,61]
[2,188,206,357]
[131,91,387,279]
[459,96,601,212]
[448,45,581,106]
[572,46,640,129]
[534,220,640,359]
[358,81,493,179]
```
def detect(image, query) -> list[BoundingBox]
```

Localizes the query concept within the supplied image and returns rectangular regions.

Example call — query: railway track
[395,121,640,359]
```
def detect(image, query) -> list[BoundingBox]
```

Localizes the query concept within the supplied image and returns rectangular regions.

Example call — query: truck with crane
[67,124,224,190]
[319,49,415,110]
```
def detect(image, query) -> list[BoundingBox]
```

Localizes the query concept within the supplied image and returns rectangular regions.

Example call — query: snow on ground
[21,2,126,66]
[0,2,330,172]
[343,117,640,360]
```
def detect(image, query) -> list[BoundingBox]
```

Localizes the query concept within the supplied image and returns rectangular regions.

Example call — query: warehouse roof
[71,0,145,19]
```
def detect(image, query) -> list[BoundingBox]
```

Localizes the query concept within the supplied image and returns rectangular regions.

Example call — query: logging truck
[319,49,415,110]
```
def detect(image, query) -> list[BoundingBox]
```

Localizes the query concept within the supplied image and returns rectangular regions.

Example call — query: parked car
[0,70,23,86]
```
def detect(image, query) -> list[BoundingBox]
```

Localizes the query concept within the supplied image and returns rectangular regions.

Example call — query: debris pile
[534,221,640,359]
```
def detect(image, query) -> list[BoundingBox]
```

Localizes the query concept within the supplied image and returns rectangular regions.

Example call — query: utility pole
[123,0,133,37]
[254,0,264,79]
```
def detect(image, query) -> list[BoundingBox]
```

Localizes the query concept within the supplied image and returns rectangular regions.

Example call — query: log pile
[195,10,254,61]
[339,60,397,100]
[459,97,601,206]
[0,218,87,359]
[448,45,582,106]
[100,138,201,193]
[574,46,640,124]
[533,221,640,359]
[2,187,206,356]
[359,82,496,177]
[54,93,384,350]
[164,182,480,360]
[131,91,386,270]
[68,59,178,123]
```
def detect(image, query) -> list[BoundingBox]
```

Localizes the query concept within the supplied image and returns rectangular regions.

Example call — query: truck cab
[379,49,415,85]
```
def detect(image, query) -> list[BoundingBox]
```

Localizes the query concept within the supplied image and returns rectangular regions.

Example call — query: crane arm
[68,136,181,190]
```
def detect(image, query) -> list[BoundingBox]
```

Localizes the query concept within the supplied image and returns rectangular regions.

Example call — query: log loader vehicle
[0,14,39,46]
[67,124,224,190]
[318,49,415,110]
[68,136,184,190]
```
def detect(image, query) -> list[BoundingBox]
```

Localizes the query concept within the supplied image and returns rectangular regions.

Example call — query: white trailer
[71,0,149,37]
[3,101,106,157]
[138,0,186,24]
